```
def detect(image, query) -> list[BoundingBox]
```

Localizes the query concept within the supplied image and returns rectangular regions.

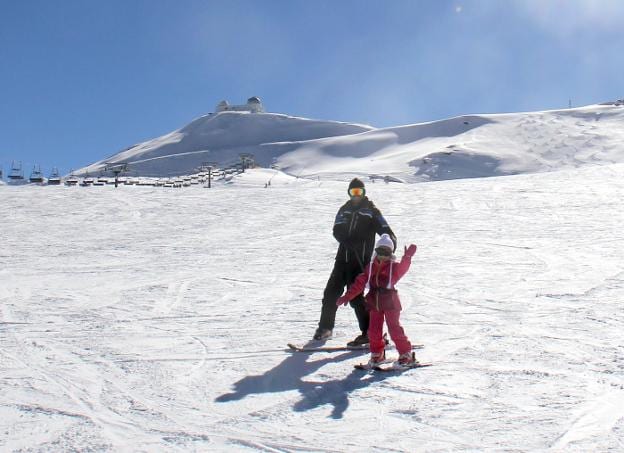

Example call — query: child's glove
[336,295,350,306]
[404,244,417,257]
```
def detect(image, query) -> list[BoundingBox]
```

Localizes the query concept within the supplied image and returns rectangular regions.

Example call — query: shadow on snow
[215,346,392,419]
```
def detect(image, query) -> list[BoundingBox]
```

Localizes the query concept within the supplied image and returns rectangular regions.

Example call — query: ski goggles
[375,247,392,257]
[348,187,365,197]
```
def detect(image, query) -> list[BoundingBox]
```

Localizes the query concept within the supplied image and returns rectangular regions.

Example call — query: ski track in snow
[1,165,624,451]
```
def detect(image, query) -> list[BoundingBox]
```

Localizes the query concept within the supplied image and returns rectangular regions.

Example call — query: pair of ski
[287,342,431,372]
[286,342,424,353]
[353,353,433,373]
[354,362,432,372]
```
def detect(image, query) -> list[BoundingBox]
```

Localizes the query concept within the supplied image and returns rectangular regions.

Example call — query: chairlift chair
[48,167,62,185]
[65,171,79,186]
[8,161,25,182]
[29,165,45,184]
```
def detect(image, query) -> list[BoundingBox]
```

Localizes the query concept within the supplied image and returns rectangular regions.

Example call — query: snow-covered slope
[2,164,624,451]
[276,104,624,182]
[78,112,373,177]
[77,103,624,181]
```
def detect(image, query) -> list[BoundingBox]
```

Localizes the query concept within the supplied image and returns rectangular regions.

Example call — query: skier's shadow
[215,344,391,419]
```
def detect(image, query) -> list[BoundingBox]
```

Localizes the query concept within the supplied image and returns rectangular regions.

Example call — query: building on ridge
[215,96,265,113]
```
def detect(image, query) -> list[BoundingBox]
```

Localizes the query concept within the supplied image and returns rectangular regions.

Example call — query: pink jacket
[343,252,413,312]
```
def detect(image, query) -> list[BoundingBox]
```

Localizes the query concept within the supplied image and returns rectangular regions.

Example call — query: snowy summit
[76,100,624,182]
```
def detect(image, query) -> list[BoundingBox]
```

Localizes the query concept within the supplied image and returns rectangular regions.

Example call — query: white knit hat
[365,233,395,292]
[375,233,394,251]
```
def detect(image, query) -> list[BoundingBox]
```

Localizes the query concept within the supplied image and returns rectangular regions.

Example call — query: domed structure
[215,100,230,112]
[214,97,264,114]
[246,96,264,113]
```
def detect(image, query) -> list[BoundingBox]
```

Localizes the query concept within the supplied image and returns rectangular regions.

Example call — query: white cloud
[512,0,624,36]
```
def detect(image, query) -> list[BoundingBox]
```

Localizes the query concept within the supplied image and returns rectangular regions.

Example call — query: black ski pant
[318,259,369,334]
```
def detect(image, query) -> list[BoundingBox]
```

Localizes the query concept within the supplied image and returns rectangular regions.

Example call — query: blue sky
[1,0,623,175]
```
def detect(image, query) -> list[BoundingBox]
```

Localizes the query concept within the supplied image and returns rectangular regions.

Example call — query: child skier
[336,233,418,368]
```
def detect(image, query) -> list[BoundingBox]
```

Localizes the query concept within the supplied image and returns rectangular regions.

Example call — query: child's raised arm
[392,244,418,284]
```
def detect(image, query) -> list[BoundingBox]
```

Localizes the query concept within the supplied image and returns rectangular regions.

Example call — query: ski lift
[239,153,255,172]
[48,167,62,185]
[65,170,79,186]
[80,172,94,186]
[8,161,26,184]
[29,165,45,184]
[104,162,129,188]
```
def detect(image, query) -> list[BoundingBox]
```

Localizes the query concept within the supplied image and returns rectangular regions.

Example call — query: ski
[287,343,424,353]
[288,343,366,352]
[354,362,432,372]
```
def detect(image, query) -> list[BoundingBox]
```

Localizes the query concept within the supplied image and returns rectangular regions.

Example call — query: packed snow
[2,163,624,451]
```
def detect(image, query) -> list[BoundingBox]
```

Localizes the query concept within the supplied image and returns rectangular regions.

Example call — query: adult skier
[313,177,397,346]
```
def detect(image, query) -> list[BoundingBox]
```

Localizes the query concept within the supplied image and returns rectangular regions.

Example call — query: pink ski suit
[339,250,413,355]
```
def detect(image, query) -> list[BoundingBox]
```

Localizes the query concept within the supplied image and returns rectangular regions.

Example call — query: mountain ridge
[76,103,624,182]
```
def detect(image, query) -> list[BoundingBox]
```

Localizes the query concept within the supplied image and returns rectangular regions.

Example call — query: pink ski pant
[368,310,412,355]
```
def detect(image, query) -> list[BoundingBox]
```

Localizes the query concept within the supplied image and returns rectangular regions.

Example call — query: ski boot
[395,351,419,369]
[346,332,369,347]
[313,328,333,341]
[367,350,388,367]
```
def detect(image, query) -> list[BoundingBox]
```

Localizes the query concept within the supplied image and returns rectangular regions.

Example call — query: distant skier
[337,234,418,367]
[313,178,397,346]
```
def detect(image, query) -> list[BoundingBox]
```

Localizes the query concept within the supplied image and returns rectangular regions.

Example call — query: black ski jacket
[332,196,397,270]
